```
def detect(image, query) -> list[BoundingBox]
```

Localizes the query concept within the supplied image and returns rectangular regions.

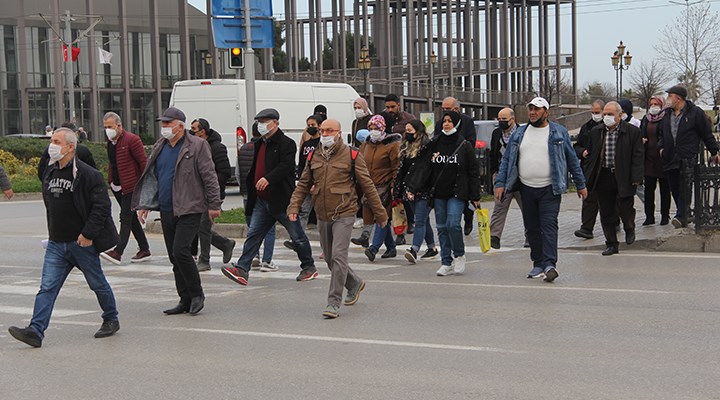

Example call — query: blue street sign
[211,0,272,17]
[212,17,274,49]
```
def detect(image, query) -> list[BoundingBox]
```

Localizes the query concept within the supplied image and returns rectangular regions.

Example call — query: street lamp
[611,41,632,99]
[358,46,371,97]
[429,51,437,108]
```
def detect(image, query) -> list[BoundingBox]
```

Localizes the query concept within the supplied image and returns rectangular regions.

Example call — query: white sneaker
[436,264,454,276]
[453,255,466,274]
[259,261,278,272]
[353,219,364,229]
[251,256,261,270]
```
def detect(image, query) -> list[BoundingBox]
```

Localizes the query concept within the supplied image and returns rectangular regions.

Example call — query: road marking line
[0,305,95,317]
[367,279,684,294]
[565,252,720,259]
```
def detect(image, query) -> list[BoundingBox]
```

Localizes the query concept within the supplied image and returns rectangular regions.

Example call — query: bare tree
[629,60,671,109]
[654,3,720,101]
[541,71,574,105]
[580,81,615,104]
[703,57,720,106]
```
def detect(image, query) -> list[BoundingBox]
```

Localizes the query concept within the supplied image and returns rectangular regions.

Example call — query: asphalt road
[1,196,719,400]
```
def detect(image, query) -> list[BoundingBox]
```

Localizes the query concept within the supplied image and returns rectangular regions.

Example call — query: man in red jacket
[100,112,152,264]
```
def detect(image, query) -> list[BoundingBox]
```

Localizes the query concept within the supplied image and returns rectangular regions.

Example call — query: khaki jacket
[288,141,387,224]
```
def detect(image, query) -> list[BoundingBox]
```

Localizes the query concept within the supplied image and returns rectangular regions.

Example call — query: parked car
[473,120,497,195]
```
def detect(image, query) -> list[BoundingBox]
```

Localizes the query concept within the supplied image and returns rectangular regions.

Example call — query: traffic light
[229,48,243,69]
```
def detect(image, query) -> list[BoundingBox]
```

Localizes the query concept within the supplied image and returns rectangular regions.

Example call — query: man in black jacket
[221,109,317,286]
[585,102,644,256]
[573,99,605,239]
[8,128,120,348]
[658,85,720,228]
[190,118,236,271]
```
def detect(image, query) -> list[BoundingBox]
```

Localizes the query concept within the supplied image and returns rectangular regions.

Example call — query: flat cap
[666,85,688,100]
[255,108,280,120]
[527,96,549,109]
[157,107,186,122]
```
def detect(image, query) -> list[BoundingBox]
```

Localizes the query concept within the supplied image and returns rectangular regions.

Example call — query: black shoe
[94,319,120,338]
[381,248,397,259]
[625,230,636,245]
[284,240,297,251]
[222,240,236,264]
[642,218,655,226]
[364,247,377,262]
[420,248,439,260]
[574,228,594,239]
[163,302,190,315]
[404,248,417,264]
[8,326,42,348]
[490,235,500,249]
[189,294,205,315]
[464,223,473,236]
[406,224,415,235]
[395,234,406,245]
[660,216,670,226]
[523,239,530,248]
[602,246,619,256]
[351,232,370,248]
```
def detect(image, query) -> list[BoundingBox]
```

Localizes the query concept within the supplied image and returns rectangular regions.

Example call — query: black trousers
[644,175,671,220]
[160,211,203,304]
[596,168,636,247]
[579,190,599,232]
[112,190,149,255]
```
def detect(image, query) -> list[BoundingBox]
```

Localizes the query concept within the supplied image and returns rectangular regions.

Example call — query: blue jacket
[494,121,586,195]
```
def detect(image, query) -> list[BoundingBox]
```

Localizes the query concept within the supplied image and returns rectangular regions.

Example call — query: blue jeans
[410,199,435,252]
[236,198,314,272]
[246,207,276,263]
[433,197,465,266]
[369,222,396,252]
[519,184,561,269]
[30,241,118,338]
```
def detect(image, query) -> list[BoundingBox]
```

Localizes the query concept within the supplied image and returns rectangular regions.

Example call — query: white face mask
[369,130,383,141]
[443,127,457,136]
[161,126,175,140]
[354,109,366,119]
[591,113,603,123]
[320,135,336,148]
[48,143,65,162]
[603,115,617,128]
[649,106,661,116]
[257,121,271,135]
[105,128,117,141]
[666,98,675,108]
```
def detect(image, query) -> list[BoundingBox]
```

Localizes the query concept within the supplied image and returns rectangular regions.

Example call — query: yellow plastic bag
[476,208,491,253]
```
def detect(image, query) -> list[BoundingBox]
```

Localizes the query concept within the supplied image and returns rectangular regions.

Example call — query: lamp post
[429,51,437,109]
[358,46,371,97]
[611,41,632,99]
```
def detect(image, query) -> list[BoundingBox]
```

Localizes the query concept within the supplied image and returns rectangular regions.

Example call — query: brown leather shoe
[131,249,152,263]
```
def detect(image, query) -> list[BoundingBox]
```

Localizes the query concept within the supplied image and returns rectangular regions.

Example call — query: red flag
[62,45,81,62]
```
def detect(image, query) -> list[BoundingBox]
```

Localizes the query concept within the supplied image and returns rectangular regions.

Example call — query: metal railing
[679,142,720,233]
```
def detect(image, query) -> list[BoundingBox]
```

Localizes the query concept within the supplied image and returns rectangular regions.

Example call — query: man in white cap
[494,97,588,282]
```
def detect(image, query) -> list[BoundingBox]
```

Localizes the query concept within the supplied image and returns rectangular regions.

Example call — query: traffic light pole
[244,0,256,126]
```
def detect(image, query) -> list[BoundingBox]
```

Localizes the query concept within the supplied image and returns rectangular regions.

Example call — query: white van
[169,79,361,182]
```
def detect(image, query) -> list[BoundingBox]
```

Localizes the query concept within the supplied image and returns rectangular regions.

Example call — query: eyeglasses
[319,129,340,134]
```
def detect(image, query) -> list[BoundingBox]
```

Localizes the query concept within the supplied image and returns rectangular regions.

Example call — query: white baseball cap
[527,97,549,109]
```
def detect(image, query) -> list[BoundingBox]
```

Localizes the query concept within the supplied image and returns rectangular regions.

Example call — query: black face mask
[529,114,546,128]
[498,121,511,131]
[405,133,415,142]
[307,127,318,136]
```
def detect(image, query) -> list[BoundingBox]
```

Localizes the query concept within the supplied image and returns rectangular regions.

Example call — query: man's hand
[406,192,415,201]
[77,233,93,247]
[3,188,13,199]
[289,213,298,222]
[712,154,720,165]
[208,209,221,221]
[256,177,269,191]
[378,220,388,228]
[137,210,149,225]
[582,150,589,158]
[494,187,505,201]
[577,188,588,200]
[642,138,648,144]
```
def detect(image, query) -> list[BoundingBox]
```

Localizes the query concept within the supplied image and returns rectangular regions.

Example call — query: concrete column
[340,0,347,79]
[484,0,491,102]
[407,0,416,87]
[86,0,98,139]
[16,0,30,133]
[316,0,324,80]
[119,0,131,123]
[446,0,453,95]
[178,0,191,80]
[555,0,562,103]
[571,0,578,98]
[52,0,65,124]
[149,0,162,125]
[521,0,527,94]
[309,0,316,68]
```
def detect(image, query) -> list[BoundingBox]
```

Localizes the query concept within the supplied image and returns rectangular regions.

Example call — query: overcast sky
[190,0,717,91]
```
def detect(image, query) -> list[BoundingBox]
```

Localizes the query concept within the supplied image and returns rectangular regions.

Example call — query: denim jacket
[494,121,586,195]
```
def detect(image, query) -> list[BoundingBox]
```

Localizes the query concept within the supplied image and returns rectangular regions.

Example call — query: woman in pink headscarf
[640,95,670,226]
[351,98,372,147]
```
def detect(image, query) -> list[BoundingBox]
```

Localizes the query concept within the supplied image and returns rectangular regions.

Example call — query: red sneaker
[221,264,249,286]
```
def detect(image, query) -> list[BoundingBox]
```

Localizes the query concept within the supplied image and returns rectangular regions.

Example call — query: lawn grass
[215,208,246,224]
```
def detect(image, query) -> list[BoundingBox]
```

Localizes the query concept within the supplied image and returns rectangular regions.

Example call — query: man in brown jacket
[288,119,387,319]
